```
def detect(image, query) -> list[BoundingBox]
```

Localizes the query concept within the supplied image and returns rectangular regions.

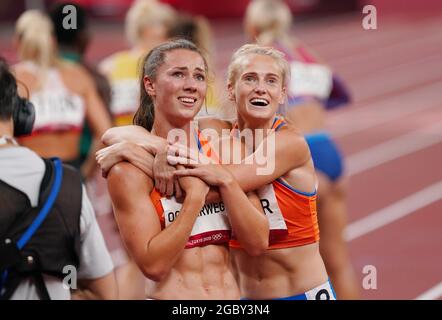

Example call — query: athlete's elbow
[140,264,170,282]
[101,127,120,146]
[101,128,113,145]
[245,238,268,257]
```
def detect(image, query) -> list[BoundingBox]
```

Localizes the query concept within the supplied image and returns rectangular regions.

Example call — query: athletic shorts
[305,132,344,182]
[273,279,337,300]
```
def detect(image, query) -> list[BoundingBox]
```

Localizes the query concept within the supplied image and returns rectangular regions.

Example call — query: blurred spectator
[12,10,112,180]
[0,57,117,300]
[99,0,175,126]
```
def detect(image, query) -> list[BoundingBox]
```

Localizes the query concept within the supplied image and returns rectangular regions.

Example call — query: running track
[1,11,441,300]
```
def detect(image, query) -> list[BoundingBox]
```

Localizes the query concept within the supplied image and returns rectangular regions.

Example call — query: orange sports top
[150,127,230,249]
[229,115,320,250]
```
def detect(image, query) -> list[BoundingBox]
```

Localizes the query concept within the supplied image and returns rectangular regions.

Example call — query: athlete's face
[144,49,207,123]
[228,54,286,123]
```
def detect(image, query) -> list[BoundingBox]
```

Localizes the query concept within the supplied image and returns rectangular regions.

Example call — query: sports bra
[17,61,85,136]
[229,115,320,249]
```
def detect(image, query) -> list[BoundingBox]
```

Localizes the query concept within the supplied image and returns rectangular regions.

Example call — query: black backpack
[0,158,63,300]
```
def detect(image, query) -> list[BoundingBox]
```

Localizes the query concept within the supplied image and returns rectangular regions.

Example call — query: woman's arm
[220,182,268,256]
[98,130,180,196]
[102,125,168,156]
[170,127,311,193]
[80,68,113,179]
[107,162,208,281]
[96,141,154,178]
[72,272,118,300]
[226,127,311,192]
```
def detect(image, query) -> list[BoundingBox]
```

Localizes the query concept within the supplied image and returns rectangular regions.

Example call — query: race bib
[161,197,231,248]
[110,79,139,116]
[257,184,288,241]
[31,91,85,131]
[289,61,333,99]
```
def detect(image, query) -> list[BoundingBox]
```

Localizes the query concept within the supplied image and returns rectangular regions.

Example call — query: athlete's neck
[152,113,195,147]
[236,115,275,151]
[236,115,274,131]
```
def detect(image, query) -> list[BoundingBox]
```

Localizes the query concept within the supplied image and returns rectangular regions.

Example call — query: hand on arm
[171,127,310,192]
[226,128,311,192]
[96,141,154,178]
[81,70,113,180]
[173,136,269,256]
[107,162,208,281]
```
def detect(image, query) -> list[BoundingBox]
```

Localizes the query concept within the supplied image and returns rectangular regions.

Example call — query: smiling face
[228,53,286,125]
[144,48,207,125]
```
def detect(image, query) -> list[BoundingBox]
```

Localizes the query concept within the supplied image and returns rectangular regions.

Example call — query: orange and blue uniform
[231,115,336,300]
[230,115,320,250]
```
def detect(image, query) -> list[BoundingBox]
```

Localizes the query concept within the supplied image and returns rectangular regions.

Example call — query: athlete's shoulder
[274,123,311,162]
[198,117,232,135]
[108,162,153,191]
[59,60,90,80]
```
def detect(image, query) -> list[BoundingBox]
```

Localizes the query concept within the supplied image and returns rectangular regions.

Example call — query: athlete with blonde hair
[244,0,359,299]
[99,0,176,126]
[13,10,111,179]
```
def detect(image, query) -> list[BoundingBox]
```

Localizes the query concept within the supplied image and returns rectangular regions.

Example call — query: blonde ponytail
[245,0,293,46]
[16,10,56,68]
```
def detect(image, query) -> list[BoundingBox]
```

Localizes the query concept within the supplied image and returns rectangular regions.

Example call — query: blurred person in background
[12,10,111,180]
[0,57,117,300]
[49,2,113,166]
[244,0,359,299]
[48,3,145,299]
[99,0,176,127]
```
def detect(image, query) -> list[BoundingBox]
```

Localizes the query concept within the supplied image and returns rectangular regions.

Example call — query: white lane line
[345,181,442,242]
[346,122,442,176]
[327,81,442,138]
[332,102,440,139]
[327,81,442,126]
[415,282,442,300]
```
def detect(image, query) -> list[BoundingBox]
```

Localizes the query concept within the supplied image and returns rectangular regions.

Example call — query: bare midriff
[231,242,328,299]
[18,131,81,161]
[149,244,240,300]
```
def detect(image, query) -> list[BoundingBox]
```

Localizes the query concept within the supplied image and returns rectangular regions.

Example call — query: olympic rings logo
[211,233,223,241]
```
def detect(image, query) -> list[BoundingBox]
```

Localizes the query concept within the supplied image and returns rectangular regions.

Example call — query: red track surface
[1,11,441,300]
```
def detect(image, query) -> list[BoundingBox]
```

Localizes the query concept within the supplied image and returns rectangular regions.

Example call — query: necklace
[0,135,18,146]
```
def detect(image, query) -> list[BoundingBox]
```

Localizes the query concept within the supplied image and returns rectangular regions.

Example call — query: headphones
[13,80,35,137]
